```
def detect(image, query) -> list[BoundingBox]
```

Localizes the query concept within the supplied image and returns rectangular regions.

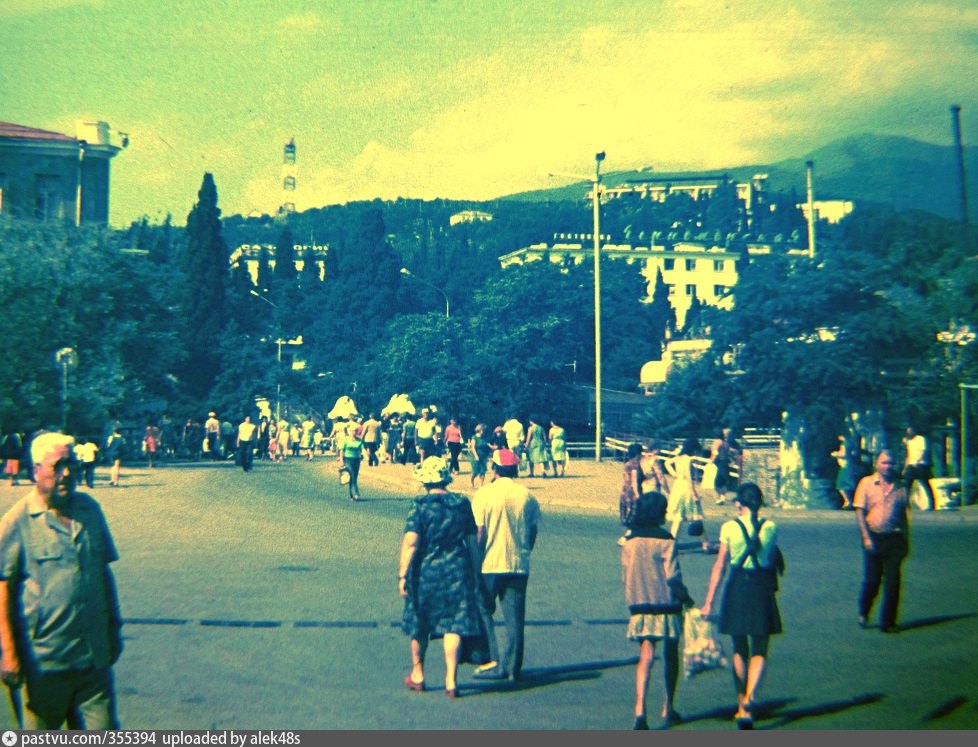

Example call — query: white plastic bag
[683,608,728,680]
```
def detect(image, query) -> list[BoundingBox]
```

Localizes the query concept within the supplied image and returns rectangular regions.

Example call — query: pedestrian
[257,416,271,460]
[902,426,935,511]
[76,437,99,489]
[220,419,235,460]
[618,442,647,545]
[401,413,417,465]
[415,409,436,462]
[397,456,485,698]
[444,418,464,475]
[387,415,402,465]
[548,420,567,477]
[182,419,201,460]
[301,418,317,461]
[621,492,691,730]
[237,415,257,472]
[342,425,364,501]
[709,427,741,504]
[831,433,863,510]
[471,449,541,682]
[0,432,123,729]
[361,413,382,467]
[1,430,23,487]
[468,424,491,489]
[104,427,124,487]
[854,450,910,634]
[143,423,158,468]
[701,483,782,730]
[204,411,221,460]
[523,417,550,478]
[277,422,291,461]
[665,438,713,553]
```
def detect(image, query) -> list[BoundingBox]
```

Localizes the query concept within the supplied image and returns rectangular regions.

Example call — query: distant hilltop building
[0,120,128,224]
[600,174,768,214]
[797,199,854,224]
[449,209,493,226]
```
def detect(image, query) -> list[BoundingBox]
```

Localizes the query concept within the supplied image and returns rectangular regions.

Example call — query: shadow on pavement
[466,657,638,695]
[899,612,977,632]
[678,697,796,727]
[921,696,970,722]
[758,692,884,728]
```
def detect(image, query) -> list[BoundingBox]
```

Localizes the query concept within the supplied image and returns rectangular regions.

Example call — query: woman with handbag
[397,457,486,698]
[701,483,782,729]
[621,491,692,730]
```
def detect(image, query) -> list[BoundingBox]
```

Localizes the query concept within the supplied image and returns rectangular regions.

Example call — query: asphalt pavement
[0,455,975,730]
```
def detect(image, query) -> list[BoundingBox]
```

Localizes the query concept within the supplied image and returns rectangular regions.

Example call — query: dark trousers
[83,463,96,489]
[345,457,361,497]
[239,441,254,472]
[207,433,219,459]
[366,440,379,466]
[482,573,529,677]
[447,442,462,472]
[859,532,907,631]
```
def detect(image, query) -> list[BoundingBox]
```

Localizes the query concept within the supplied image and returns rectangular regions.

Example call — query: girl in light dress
[664,438,712,553]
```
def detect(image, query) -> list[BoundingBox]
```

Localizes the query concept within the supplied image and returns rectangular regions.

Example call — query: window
[283,175,296,191]
[686,284,695,295]
[35,175,63,221]
[714,260,726,272]
[714,285,726,297]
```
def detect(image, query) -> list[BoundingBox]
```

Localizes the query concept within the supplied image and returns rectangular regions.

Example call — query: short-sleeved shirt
[238,421,258,442]
[719,517,779,571]
[0,490,120,672]
[471,477,540,575]
[853,475,909,534]
[415,418,436,440]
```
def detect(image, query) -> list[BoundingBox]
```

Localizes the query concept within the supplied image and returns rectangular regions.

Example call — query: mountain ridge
[500,133,977,221]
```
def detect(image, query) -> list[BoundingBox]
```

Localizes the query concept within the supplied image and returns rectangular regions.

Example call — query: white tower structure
[281,137,297,214]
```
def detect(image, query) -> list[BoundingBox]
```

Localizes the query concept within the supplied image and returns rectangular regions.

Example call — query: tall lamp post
[250,290,285,422]
[400,268,450,319]
[961,383,978,507]
[550,151,606,461]
[55,347,78,433]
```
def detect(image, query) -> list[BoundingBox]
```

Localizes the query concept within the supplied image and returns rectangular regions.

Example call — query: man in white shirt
[204,412,221,460]
[237,416,258,472]
[471,449,541,682]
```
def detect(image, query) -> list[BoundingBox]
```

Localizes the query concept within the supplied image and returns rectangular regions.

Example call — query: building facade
[0,120,127,225]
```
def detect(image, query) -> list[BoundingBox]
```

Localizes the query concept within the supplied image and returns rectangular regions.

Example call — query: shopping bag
[682,608,728,680]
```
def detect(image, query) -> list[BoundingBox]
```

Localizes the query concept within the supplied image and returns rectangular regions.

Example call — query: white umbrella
[381,393,416,417]
[327,395,359,420]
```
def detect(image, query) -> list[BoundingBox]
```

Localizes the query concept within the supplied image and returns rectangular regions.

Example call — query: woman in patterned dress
[398,457,485,698]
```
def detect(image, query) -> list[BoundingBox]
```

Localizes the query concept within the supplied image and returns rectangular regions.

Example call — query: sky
[3,0,978,227]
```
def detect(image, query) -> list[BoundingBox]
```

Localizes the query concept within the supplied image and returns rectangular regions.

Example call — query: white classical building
[499,239,745,327]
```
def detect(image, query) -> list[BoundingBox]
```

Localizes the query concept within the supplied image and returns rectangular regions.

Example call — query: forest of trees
[1,173,976,483]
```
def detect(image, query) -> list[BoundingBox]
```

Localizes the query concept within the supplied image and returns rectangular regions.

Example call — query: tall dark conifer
[178,172,230,401]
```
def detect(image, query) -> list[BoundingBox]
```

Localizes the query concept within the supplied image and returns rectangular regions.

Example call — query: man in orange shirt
[853,450,910,634]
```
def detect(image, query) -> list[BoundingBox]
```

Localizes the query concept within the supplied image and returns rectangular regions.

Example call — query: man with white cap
[471,448,541,682]
[204,411,221,460]
[0,432,123,729]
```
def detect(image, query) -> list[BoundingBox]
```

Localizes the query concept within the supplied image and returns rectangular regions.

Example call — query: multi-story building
[0,120,128,224]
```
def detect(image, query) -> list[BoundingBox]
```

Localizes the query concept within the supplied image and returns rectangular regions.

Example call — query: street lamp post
[549,151,605,461]
[55,348,78,433]
[250,290,284,422]
[961,383,978,507]
[400,268,450,319]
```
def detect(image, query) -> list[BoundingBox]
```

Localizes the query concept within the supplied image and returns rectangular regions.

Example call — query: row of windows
[666,284,730,297]
[661,258,732,272]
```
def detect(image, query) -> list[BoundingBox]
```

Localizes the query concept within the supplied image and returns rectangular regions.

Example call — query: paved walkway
[351,456,978,524]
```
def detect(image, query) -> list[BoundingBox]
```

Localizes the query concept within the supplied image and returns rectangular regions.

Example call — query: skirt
[627,612,683,641]
[718,569,782,637]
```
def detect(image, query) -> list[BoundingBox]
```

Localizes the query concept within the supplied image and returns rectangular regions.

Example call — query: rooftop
[0,121,74,142]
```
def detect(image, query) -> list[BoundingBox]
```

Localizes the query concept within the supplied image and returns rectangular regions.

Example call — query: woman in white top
[664,438,712,552]
[701,483,782,729]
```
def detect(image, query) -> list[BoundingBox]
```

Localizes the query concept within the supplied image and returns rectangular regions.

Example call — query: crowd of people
[0,413,922,731]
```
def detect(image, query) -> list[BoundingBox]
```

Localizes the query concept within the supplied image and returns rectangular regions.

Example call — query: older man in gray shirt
[0,432,123,729]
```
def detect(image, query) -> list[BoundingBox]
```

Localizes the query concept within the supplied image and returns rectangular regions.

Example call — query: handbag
[687,519,704,537]
[682,608,727,679]
[338,466,351,485]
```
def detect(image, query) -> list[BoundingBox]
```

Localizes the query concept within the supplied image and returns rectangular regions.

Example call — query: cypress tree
[178,173,230,402]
